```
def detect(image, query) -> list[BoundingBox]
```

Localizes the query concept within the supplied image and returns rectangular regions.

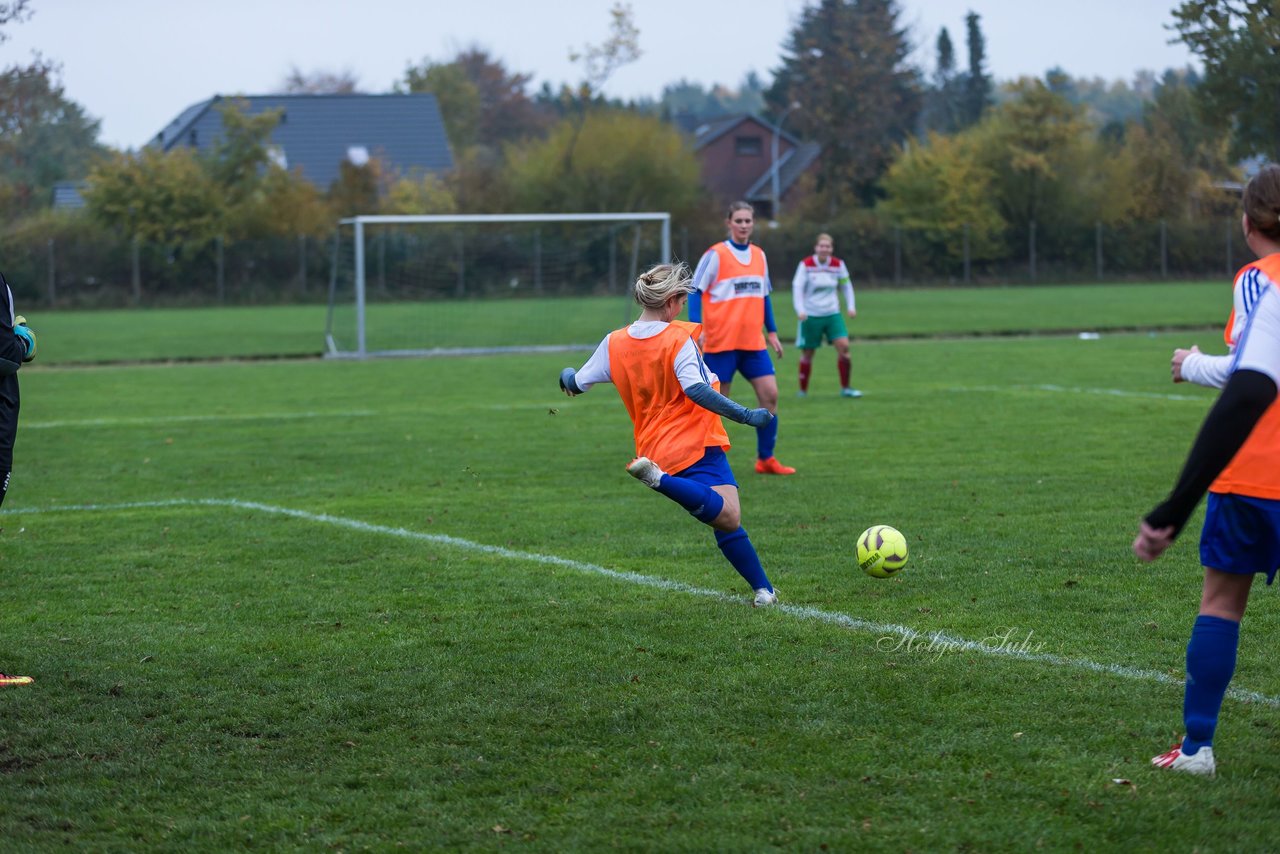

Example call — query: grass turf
[1,286,1277,849]
[25,280,1225,364]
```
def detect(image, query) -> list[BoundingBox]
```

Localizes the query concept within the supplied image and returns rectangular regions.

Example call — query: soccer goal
[325,212,672,358]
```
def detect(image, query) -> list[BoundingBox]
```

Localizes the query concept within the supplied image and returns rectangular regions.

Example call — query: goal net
[325,213,672,358]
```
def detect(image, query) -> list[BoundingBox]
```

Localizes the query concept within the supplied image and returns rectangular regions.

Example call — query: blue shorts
[1200,492,1280,585]
[673,446,737,488]
[703,349,775,386]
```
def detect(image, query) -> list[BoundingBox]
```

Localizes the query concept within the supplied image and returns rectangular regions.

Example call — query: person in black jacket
[0,271,36,688]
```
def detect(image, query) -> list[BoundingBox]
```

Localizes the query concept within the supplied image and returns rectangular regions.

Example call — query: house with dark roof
[151,93,453,189]
[692,114,821,220]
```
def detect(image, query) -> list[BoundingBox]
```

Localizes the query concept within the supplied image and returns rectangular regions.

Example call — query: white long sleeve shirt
[573,321,718,392]
[792,255,855,317]
[1183,264,1280,388]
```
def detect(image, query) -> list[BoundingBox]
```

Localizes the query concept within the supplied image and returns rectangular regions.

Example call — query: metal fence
[0,216,1247,308]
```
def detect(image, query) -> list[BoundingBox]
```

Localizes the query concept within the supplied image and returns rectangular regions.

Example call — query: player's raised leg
[627,451,776,604]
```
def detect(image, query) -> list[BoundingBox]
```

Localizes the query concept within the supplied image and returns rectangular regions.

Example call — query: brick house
[692,114,821,220]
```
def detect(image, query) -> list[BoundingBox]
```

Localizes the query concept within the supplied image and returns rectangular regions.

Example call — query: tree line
[0,0,1275,304]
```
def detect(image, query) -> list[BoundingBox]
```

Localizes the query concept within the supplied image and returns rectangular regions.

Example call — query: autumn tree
[878,131,1005,265]
[1114,69,1236,221]
[976,78,1095,232]
[506,110,701,217]
[85,101,332,243]
[767,0,920,207]
[401,47,547,149]
[83,147,221,248]
[0,3,103,217]
[0,57,103,217]
[1172,0,1280,160]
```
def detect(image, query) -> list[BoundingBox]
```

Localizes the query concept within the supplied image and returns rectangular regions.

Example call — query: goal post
[326,212,672,359]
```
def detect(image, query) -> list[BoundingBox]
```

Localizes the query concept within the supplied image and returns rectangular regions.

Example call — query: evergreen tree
[1172,0,1280,160]
[767,0,920,207]
[920,26,960,135]
[961,11,993,128]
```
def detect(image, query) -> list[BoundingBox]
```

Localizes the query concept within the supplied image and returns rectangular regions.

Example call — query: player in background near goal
[689,202,795,475]
[0,272,37,688]
[1134,164,1280,776]
[792,233,860,398]
[559,263,780,607]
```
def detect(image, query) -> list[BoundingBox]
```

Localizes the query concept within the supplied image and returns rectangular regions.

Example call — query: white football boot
[626,456,665,489]
[1151,741,1216,777]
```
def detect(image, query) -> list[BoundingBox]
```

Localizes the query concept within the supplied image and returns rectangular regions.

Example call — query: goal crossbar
[327,212,673,359]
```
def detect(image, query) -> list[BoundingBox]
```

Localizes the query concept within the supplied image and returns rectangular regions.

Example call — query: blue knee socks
[1182,614,1240,755]
[715,527,772,592]
[656,474,724,524]
[757,412,778,460]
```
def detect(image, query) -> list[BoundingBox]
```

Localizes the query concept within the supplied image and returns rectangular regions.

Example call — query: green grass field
[3,283,1278,850]
[30,280,1225,364]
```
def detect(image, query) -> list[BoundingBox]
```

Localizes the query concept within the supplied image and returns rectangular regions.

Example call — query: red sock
[838,355,851,389]
[799,356,813,392]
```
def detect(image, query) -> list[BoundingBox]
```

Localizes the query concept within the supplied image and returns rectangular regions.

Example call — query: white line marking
[6,497,1275,707]
[24,411,375,430]
[946,384,1210,402]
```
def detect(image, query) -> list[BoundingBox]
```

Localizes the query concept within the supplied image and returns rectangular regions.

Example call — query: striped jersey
[1183,253,1280,499]
[792,255,855,317]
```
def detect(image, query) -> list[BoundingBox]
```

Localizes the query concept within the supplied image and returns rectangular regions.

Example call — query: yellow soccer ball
[857,525,909,578]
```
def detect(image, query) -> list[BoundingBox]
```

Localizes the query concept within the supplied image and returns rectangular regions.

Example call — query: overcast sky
[3,0,1198,150]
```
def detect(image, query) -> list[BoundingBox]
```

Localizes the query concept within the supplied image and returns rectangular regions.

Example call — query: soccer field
[2,289,1278,849]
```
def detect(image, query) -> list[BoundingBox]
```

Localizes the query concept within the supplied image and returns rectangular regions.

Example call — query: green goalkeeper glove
[13,315,35,362]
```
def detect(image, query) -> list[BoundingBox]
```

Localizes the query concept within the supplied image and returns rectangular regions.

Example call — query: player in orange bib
[559,264,780,606]
[689,201,794,475]
[1136,165,1280,776]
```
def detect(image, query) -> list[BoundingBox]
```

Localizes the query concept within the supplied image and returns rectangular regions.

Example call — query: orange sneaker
[0,672,33,687]
[755,457,796,475]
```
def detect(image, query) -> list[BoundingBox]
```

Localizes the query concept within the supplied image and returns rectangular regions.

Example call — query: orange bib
[1213,253,1280,499]
[608,320,730,474]
[700,242,768,353]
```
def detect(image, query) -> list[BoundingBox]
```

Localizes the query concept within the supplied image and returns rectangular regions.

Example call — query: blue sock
[757,412,778,459]
[657,474,724,525]
[715,527,771,592]
[1182,614,1240,755]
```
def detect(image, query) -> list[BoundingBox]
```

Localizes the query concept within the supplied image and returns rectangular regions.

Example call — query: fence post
[131,236,141,304]
[1029,220,1036,283]
[1096,221,1103,281]
[46,237,56,305]
[893,227,902,285]
[454,231,465,298]
[377,230,386,294]
[962,223,971,284]
[298,234,307,296]
[1160,219,1168,278]
[1226,217,1233,276]
[609,225,618,292]
[534,229,543,294]
[216,235,225,304]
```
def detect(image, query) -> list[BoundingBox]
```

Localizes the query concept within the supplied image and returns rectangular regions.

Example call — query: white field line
[24,410,375,430]
[6,497,1276,708]
[945,384,1210,402]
